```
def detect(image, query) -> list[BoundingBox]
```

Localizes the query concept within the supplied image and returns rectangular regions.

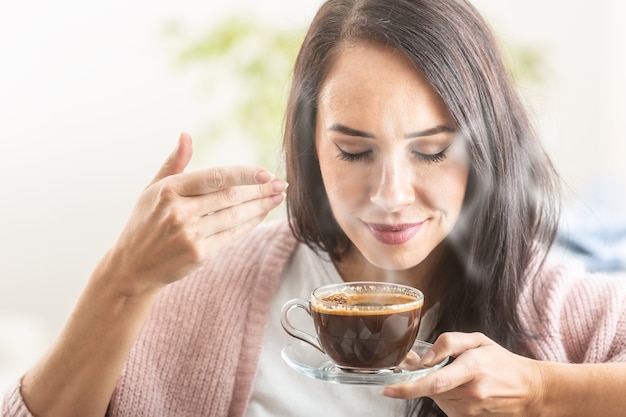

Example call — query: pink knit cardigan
[3,220,626,416]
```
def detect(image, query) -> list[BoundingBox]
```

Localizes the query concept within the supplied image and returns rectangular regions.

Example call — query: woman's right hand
[104,132,287,296]
[17,132,286,417]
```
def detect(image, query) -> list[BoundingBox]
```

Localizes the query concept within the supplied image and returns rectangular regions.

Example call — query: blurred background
[1,0,625,392]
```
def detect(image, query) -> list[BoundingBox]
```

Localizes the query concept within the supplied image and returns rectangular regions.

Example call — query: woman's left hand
[383,332,543,417]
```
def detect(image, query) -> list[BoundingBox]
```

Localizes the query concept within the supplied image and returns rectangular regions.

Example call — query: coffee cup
[280,281,424,372]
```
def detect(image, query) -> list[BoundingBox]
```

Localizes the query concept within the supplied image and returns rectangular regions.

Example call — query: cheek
[318,156,368,211]
[415,162,468,215]
[437,167,469,217]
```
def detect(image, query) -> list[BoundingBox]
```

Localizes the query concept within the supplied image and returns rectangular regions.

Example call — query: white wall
[1,0,624,392]
[0,0,322,392]
[474,0,626,209]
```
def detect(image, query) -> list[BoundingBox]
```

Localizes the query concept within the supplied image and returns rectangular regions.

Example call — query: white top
[245,243,437,417]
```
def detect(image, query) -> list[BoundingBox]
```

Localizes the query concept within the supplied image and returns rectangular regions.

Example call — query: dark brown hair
[283,1,560,413]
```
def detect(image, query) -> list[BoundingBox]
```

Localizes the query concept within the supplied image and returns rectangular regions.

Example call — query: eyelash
[413,149,447,163]
[335,147,448,164]
[337,149,372,162]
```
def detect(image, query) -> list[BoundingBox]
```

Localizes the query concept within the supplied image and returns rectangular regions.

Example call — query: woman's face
[315,42,469,271]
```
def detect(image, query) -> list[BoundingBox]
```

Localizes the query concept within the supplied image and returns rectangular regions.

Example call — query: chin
[361,247,428,272]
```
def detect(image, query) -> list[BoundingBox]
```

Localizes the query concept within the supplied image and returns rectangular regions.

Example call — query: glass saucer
[281,339,448,385]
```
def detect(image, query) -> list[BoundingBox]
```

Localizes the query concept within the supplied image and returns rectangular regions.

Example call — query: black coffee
[312,293,422,369]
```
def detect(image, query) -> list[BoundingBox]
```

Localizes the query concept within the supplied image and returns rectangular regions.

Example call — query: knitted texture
[106,220,296,417]
[1,383,32,417]
[518,262,626,363]
[1,220,296,417]
[3,221,626,416]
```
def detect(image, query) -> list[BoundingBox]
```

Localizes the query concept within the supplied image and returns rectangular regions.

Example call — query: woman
[4,0,626,416]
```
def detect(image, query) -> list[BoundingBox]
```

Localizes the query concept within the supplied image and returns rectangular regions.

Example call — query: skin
[315,42,469,298]
[383,332,626,417]
[17,41,626,417]
[317,42,626,416]
[20,133,287,417]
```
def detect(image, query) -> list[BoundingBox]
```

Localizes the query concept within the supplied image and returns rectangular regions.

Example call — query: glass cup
[281,281,424,373]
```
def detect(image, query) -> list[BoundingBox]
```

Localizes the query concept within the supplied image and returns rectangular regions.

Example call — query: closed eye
[336,147,372,162]
[412,144,451,164]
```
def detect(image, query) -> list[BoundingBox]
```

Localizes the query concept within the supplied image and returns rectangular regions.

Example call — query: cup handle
[280,298,324,353]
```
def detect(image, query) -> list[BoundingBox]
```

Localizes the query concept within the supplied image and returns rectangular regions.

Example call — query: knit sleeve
[2,220,296,417]
[1,380,34,417]
[518,261,626,363]
[107,219,296,417]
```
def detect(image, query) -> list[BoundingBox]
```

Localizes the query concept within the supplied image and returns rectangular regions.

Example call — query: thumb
[149,132,193,187]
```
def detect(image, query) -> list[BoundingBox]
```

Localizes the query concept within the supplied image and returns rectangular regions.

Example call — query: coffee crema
[316,292,422,314]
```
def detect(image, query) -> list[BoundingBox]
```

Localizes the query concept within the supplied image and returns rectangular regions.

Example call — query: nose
[369,156,415,213]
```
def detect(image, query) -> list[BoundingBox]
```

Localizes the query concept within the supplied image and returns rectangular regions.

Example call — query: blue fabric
[554,182,626,272]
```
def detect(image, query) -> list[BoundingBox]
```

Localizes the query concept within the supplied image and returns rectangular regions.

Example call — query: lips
[365,221,424,245]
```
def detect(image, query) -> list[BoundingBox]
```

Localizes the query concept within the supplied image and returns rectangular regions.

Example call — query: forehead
[318,42,453,125]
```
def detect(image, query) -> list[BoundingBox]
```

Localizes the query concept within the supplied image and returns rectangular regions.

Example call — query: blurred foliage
[168,16,544,170]
[502,41,546,87]
[166,17,305,171]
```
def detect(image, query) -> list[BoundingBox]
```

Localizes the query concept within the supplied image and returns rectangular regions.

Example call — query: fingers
[399,349,422,369]
[200,208,280,253]
[181,178,285,218]
[148,134,279,200]
[110,133,288,295]
[421,332,488,366]
[153,169,286,227]
[149,133,194,187]
[151,166,286,259]
[187,191,285,272]
[167,165,278,198]
[383,332,494,400]
[383,355,475,399]
[198,182,286,220]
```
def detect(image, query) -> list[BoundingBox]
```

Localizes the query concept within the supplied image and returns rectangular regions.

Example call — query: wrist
[92,247,165,299]
[529,360,626,417]
[527,359,548,417]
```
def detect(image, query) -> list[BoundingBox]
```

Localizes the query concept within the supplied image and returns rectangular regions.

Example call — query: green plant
[168,16,545,171]
[169,17,305,172]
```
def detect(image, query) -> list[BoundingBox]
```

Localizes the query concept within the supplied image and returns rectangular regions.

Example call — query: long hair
[283,1,561,414]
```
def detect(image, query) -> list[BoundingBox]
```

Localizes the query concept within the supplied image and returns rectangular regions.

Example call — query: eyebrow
[405,125,456,138]
[328,123,455,139]
[328,123,376,138]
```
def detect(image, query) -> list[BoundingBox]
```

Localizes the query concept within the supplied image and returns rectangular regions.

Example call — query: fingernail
[255,170,274,183]
[271,179,287,193]
[381,387,399,398]
[421,350,436,366]
[271,192,285,205]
